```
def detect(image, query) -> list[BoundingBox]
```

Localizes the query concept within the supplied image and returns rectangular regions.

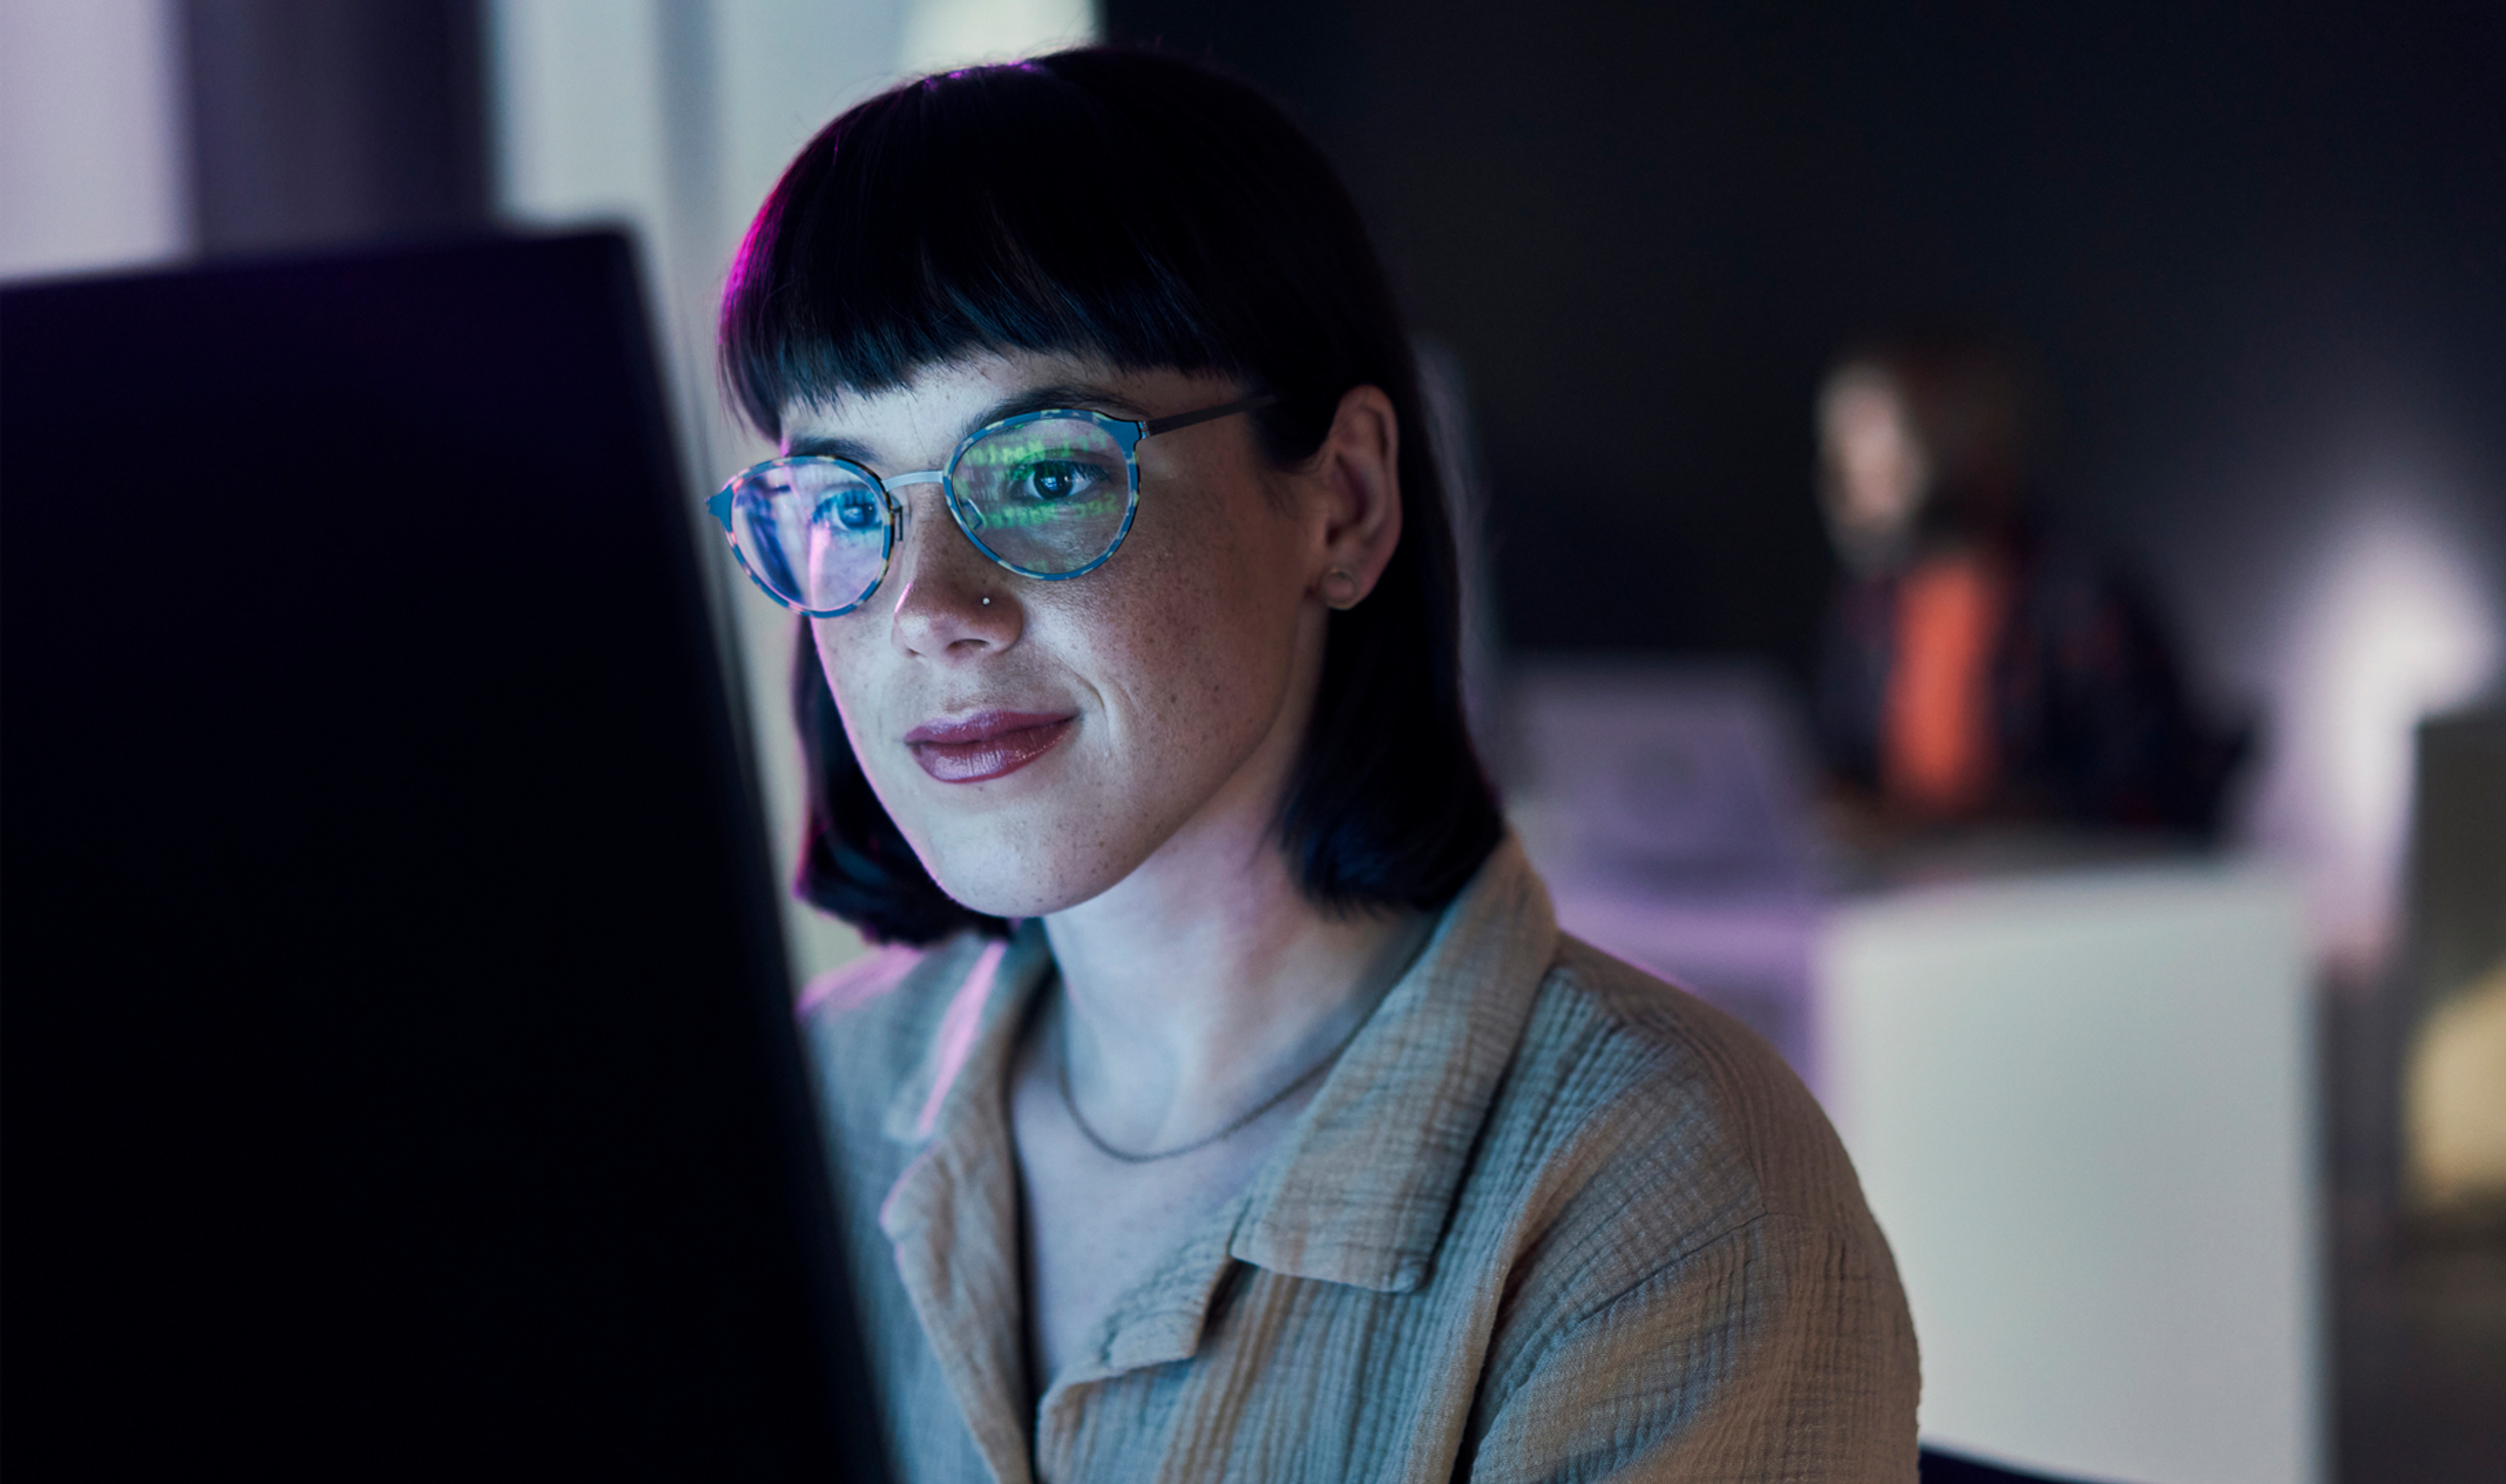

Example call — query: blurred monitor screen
[1,235,880,1479]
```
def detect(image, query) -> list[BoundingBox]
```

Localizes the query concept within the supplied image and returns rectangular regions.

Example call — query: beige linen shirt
[799,837,1919,1482]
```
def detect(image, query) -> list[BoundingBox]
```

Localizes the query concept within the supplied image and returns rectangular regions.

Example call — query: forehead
[1821,370,1909,431]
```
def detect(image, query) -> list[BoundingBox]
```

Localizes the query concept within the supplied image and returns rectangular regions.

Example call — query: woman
[1811,334,2243,832]
[713,49,1916,1481]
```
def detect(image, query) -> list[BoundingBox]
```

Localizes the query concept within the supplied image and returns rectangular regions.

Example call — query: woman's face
[790,353,1336,919]
[1819,366,1929,570]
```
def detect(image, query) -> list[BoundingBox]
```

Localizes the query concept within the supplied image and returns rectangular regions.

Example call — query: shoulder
[1466,935,1916,1431]
[795,932,1003,1116]
[1481,932,1900,1312]
[798,941,922,1019]
[1463,932,1914,1464]
[1518,934,1866,1217]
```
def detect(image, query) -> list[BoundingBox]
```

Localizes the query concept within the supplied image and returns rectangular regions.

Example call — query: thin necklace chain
[1054,1001,1369,1165]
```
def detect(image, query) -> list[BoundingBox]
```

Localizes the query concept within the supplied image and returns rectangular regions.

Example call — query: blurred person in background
[1812,333,2245,836]
[712,49,1918,1481]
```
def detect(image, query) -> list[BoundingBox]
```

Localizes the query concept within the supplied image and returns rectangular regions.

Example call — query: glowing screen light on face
[952,418,1131,573]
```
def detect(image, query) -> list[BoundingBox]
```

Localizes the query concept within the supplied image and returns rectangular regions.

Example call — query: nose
[885,486,1022,660]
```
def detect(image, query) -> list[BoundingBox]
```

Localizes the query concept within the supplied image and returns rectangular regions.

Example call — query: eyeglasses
[706,392,1277,618]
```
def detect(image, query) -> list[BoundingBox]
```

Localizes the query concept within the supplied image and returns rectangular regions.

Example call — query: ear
[1300,384,1403,610]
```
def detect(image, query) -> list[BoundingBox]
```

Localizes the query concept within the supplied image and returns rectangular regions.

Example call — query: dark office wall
[1104,1,2506,687]
[184,0,489,255]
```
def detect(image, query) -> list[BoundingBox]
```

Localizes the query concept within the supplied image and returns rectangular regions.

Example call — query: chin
[904,811,1136,921]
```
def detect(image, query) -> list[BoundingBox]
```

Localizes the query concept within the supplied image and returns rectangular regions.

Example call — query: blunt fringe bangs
[727,47,1504,945]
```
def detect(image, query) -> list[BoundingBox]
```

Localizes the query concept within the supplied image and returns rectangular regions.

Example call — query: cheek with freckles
[1068,473,1304,763]
[806,429,1315,917]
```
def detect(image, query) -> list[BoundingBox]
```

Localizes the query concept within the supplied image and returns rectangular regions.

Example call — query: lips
[903,710,1075,784]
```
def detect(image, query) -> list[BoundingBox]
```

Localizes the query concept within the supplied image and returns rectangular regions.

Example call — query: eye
[821,486,883,531]
[1014,457,1112,502]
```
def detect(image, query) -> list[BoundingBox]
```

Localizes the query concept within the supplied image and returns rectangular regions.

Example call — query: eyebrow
[783,382,1153,468]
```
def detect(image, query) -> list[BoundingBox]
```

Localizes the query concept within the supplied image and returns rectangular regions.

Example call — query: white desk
[1819,863,2318,1484]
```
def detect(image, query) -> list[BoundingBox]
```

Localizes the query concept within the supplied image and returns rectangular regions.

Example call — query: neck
[1042,813,1428,1155]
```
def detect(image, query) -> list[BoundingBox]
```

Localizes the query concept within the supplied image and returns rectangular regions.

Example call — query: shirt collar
[880,834,1558,1296]
[1228,835,1557,1291]
[878,922,1050,1148]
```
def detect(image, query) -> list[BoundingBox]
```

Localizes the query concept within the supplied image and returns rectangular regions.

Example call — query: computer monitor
[2,234,882,1478]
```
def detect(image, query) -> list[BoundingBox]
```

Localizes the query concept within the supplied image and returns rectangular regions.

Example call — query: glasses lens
[729,460,889,613]
[949,418,1133,576]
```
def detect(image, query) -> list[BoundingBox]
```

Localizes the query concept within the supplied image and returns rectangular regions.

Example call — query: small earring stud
[980,596,991,606]
[1319,568,1361,610]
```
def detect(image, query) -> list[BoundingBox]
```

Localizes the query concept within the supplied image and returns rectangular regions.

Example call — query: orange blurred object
[1882,550,2010,816]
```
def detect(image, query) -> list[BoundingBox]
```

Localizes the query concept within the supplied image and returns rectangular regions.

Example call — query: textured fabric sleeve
[1467,1213,1919,1484]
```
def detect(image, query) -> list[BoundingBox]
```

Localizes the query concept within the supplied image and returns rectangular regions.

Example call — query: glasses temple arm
[1139,391,1280,438]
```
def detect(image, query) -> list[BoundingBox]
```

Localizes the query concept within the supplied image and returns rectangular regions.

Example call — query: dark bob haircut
[719,47,1503,946]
